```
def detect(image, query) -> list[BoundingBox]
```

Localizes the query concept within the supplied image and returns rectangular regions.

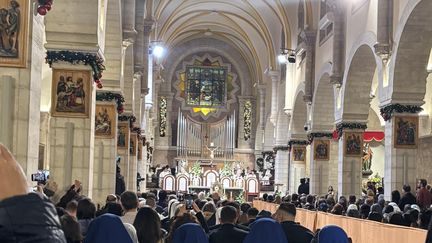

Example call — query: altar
[161,160,260,202]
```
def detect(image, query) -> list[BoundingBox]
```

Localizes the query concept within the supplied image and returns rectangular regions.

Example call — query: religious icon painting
[95,104,116,139]
[394,116,418,149]
[137,140,143,160]
[314,140,330,161]
[292,147,306,162]
[344,132,364,157]
[130,133,137,155]
[0,0,28,67]
[51,69,91,118]
[117,122,129,150]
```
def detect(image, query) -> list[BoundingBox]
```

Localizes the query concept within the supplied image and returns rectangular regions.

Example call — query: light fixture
[152,45,165,58]
[279,48,296,64]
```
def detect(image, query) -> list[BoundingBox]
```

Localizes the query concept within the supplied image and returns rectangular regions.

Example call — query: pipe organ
[177,109,236,159]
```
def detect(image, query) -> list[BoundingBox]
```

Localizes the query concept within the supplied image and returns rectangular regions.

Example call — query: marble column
[337,125,365,198]
[384,113,419,200]
[128,133,138,192]
[269,71,280,126]
[275,149,290,194]
[92,101,118,205]
[255,85,267,156]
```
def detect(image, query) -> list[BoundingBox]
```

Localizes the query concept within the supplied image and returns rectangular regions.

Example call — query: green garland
[335,122,367,139]
[96,92,125,114]
[190,161,202,178]
[46,50,105,88]
[380,104,423,121]
[273,145,289,154]
[308,132,333,143]
[118,114,137,128]
[288,140,309,148]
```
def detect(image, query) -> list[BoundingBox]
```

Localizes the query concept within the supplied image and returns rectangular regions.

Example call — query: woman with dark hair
[60,214,82,243]
[391,190,401,205]
[202,202,216,226]
[77,198,96,238]
[166,213,200,243]
[133,207,164,243]
[331,203,344,215]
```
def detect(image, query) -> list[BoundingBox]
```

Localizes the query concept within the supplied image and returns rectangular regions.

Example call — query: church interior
[0,0,432,241]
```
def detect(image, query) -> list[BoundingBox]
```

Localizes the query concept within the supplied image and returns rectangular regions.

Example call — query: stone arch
[386,0,432,105]
[338,33,380,122]
[290,87,308,138]
[311,70,335,132]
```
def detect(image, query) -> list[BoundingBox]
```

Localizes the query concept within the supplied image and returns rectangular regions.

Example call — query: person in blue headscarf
[313,225,350,243]
[172,223,209,243]
[243,218,287,243]
[83,213,133,243]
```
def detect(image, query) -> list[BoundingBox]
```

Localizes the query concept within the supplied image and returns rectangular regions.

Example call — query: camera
[31,170,49,182]
[185,194,193,210]
[304,124,308,131]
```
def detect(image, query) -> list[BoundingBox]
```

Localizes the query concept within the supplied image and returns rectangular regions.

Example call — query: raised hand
[0,144,29,201]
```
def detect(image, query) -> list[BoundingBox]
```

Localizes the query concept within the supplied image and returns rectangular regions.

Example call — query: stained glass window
[186,65,227,107]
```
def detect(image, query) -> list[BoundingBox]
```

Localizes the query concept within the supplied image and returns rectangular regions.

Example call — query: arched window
[185,58,227,107]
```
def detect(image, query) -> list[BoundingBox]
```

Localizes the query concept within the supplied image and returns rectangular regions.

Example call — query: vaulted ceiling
[154,0,294,82]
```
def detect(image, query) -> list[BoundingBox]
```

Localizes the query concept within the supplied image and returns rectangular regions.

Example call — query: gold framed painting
[137,140,143,160]
[314,139,330,161]
[0,0,28,67]
[130,133,137,155]
[117,122,129,150]
[344,132,363,157]
[394,116,418,149]
[95,104,117,139]
[292,146,306,162]
[51,69,91,118]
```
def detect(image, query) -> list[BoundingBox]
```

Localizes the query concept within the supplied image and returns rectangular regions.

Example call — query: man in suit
[242,207,259,227]
[209,205,249,243]
[273,202,314,243]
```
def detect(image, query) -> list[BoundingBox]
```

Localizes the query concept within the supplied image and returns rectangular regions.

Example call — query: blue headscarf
[243,218,287,243]
[317,225,349,243]
[173,223,209,243]
[83,214,133,243]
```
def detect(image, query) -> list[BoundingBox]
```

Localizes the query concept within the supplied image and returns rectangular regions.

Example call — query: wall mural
[0,0,28,67]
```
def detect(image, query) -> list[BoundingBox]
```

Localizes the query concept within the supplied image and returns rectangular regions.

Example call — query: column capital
[143,19,156,36]
[267,70,280,81]
[257,84,266,94]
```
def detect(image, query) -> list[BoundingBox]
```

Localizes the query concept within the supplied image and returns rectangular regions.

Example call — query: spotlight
[278,54,287,64]
[152,45,165,58]
[279,48,296,64]
[288,53,296,63]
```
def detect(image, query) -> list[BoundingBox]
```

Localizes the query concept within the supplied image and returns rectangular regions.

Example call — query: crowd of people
[1,143,432,243]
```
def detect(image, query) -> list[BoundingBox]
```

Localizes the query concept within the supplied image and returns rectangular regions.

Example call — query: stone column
[128,133,138,192]
[255,85,267,156]
[0,13,44,180]
[309,133,333,196]
[49,67,96,200]
[381,107,420,200]
[337,123,366,198]
[117,122,131,191]
[93,101,118,205]
[274,148,290,194]
[269,71,280,126]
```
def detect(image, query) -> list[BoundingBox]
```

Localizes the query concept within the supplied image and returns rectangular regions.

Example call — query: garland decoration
[335,122,367,139]
[288,140,309,148]
[36,0,53,16]
[96,92,125,114]
[118,114,137,128]
[380,104,423,122]
[46,51,105,88]
[308,132,334,143]
[159,97,167,137]
[273,145,289,154]
[243,101,252,141]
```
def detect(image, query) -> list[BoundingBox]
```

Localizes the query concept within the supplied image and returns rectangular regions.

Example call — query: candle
[230,191,233,200]
[210,142,214,147]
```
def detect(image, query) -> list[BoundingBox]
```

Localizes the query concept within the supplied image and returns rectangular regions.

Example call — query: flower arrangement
[190,161,202,178]
[220,162,233,177]
[235,191,245,204]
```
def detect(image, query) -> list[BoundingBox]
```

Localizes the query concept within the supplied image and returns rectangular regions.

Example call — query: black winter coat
[0,193,67,243]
